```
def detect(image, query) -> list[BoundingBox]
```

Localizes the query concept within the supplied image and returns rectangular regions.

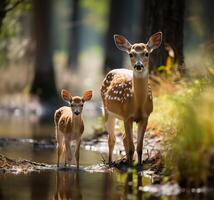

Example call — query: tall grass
[161,73,214,187]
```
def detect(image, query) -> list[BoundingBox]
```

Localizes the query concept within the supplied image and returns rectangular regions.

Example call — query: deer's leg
[63,144,67,167]
[56,143,63,167]
[64,138,72,167]
[122,131,129,162]
[137,118,148,165]
[75,139,81,169]
[56,127,63,167]
[105,113,116,163]
[123,119,134,164]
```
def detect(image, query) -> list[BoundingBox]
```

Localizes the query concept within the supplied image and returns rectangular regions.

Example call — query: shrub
[164,81,214,187]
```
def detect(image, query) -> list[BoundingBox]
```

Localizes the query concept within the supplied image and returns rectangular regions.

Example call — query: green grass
[159,76,214,187]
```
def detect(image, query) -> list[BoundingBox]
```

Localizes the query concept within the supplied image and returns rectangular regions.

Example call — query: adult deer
[101,32,162,165]
[54,89,92,168]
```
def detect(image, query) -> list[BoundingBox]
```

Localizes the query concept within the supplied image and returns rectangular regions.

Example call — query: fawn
[54,89,92,168]
[101,32,162,165]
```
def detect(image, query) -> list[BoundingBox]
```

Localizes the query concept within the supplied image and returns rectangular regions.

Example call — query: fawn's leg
[57,143,63,167]
[105,112,116,163]
[137,118,148,165]
[56,127,63,167]
[64,137,72,167]
[123,119,134,164]
[75,139,81,169]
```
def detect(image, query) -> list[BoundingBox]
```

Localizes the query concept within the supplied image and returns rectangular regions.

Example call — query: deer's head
[61,89,92,116]
[114,32,162,74]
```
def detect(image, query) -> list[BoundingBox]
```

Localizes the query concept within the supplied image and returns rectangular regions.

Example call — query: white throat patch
[133,68,149,78]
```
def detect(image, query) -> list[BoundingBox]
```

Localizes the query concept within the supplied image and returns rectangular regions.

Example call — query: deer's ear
[114,34,131,52]
[61,89,72,102]
[147,32,162,53]
[83,90,92,102]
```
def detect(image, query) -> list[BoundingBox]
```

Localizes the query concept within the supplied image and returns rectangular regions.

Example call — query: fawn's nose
[134,63,144,71]
[74,111,80,115]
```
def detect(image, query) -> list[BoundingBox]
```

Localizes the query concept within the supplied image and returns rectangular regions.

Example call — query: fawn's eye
[145,52,149,57]
[80,104,83,107]
[70,104,74,107]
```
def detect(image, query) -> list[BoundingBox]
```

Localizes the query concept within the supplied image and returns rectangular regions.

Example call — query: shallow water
[0,101,101,139]
[1,169,213,200]
[0,171,146,200]
[0,120,214,200]
[0,142,102,166]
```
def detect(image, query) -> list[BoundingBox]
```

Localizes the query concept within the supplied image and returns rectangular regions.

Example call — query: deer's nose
[134,63,144,71]
[74,111,80,115]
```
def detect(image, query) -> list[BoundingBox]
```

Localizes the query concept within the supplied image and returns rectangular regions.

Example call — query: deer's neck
[133,69,149,110]
[72,114,82,127]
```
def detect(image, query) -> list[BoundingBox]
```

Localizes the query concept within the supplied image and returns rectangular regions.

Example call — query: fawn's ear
[61,89,72,102]
[114,34,131,52]
[147,32,162,53]
[82,90,92,102]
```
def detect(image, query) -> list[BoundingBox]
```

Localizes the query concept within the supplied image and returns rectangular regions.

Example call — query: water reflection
[103,173,121,200]
[52,171,149,200]
[30,172,51,200]
[124,172,134,199]
[124,172,150,200]
[53,171,82,200]
[0,170,213,200]
[102,171,157,200]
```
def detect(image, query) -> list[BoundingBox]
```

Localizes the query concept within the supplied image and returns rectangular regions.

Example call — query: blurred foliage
[154,55,182,82]
[0,0,31,66]
[156,68,214,187]
[150,78,203,134]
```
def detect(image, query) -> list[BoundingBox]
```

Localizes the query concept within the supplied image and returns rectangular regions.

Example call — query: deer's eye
[80,104,83,107]
[70,104,74,107]
[145,52,149,57]
[129,53,134,58]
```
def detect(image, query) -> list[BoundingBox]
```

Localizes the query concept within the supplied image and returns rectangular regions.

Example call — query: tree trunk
[0,0,7,32]
[103,0,124,73]
[104,0,126,73]
[67,0,80,71]
[30,0,57,101]
[140,0,185,74]
[202,0,214,41]
[202,0,214,63]
[103,0,142,74]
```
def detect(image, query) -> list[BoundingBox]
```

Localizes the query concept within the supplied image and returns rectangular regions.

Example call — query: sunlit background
[0,0,213,138]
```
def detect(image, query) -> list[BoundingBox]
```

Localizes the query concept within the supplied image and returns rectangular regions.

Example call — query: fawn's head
[61,89,92,116]
[114,32,162,73]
